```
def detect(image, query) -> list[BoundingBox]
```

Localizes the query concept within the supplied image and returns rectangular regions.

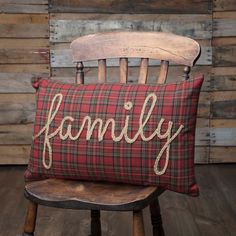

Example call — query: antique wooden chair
[23,31,200,236]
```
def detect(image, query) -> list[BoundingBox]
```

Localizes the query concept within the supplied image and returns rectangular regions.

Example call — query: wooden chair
[23,31,200,236]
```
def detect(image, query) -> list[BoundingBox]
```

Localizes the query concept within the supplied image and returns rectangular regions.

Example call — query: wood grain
[0,0,48,13]
[210,147,236,162]
[0,94,35,124]
[214,0,236,11]
[0,145,30,164]
[211,91,236,118]
[50,45,211,67]
[50,14,212,43]
[24,179,161,211]
[0,124,33,145]
[49,0,211,14]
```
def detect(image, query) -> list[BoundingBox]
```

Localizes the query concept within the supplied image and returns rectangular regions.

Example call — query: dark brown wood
[23,201,38,235]
[150,199,165,236]
[91,210,101,236]
[3,165,236,235]
[48,0,211,14]
[76,62,84,84]
[24,179,162,211]
[133,210,145,236]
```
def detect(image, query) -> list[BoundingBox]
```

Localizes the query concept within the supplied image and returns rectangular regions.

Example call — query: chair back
[70,31,200,85]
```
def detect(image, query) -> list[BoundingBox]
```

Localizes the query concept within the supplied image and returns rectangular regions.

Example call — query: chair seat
[24,179,164,211]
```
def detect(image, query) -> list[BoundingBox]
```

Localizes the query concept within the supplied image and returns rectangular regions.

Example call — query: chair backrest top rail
[71,31,200,67]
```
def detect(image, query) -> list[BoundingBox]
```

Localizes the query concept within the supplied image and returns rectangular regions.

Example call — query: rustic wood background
[0,0,235,164]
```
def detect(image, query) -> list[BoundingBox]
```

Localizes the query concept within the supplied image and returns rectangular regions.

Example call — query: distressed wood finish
[0,14,49,38]
[23,201,38,236]
[49,0,211,14]
[210,147,236,163]
[50,45,211,68]
[211,91,236,118]
[0,145,30,164]
[71,32,200,66]
[98,59,107,83]
[25,179,162,211]
[133,211,145,236]
[214,0,236,11]
[0,0,48,13]
[50,14,212,42]
[158,61,169,84]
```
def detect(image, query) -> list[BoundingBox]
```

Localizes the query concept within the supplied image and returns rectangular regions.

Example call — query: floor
[0,165,235,236]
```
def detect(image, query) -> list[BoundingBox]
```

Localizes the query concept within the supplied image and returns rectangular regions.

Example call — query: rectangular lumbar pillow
[25,76,203,196]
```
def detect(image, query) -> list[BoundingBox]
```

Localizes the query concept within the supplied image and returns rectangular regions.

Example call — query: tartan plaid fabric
[25,76,203,196]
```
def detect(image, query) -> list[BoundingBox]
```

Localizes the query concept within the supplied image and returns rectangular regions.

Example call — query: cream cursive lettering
[34,93,184,174]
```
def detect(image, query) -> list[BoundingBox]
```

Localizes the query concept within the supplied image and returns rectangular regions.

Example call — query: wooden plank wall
[0,1,50,164]
[210,1,236,163]
[0,0,235,164]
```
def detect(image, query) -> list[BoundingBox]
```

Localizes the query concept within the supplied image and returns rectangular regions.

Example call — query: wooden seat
[23,31,200,236]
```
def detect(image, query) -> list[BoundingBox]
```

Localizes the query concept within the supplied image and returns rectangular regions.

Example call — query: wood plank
[194,146,209,163]
[211,75,236,91]
[211,119,236,128]
[0,94,35,125]
[0,124,33,145]
[213,46,236,66]
[0,64,49,73]
[0,38,49,49]
[50,46,211,67]
[0,49,49,64]
[213,18,236,37]
[210,147,236,163]
[0,145,30,164]
[0,72,49,93]
[214,0,236,11]
[211,128,236,146]
[50,14,212,42]
[0,24,49,38]
[0,13,48,24]
[211,91,236,118]
[0,1,48,13]
[49,0,211,14]
[51,66,211,91]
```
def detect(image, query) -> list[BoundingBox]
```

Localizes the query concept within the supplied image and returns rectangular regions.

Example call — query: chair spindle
[98,59,107,83]
[138,58,149,84]
[157,60,169,84]
[76,62,84,84]
[183,66,191,80]
[119,58,128,83]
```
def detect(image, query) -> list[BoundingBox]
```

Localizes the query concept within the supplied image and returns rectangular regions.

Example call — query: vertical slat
[76,62,84,84]
[119,57,128,83]
[157,60,169,84]
[138,58,149,84]
[98,59,107,83]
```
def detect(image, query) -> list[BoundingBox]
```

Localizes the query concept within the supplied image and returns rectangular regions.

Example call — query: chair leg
[22,201,38,236]
[150,198,165,236]
[90,210,101,236]
[133,210,145,236]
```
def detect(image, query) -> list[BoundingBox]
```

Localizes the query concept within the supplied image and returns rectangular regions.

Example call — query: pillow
[25,76,204,196]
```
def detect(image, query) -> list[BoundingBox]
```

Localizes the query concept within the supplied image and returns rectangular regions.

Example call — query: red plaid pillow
[25,76,203,196]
